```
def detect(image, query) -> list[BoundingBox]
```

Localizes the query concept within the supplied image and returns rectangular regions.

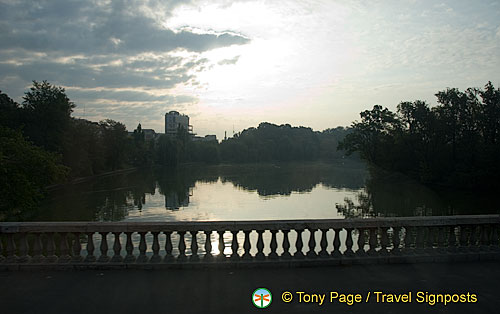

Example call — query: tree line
[0,81,353,217]
[339,82,500,189]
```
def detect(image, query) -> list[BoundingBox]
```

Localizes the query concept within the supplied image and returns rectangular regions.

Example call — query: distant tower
[165,111,192,136]
[224,131,227,141]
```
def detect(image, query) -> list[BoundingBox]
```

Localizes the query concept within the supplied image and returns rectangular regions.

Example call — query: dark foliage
[219,122,352,163]
[0,126,68,218]
[339,82,500,189]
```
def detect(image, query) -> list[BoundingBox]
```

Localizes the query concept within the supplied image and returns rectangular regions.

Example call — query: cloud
[0,0,250,130]
[65,88,198,104]
[0,0,249,55]
[218,55,240,65]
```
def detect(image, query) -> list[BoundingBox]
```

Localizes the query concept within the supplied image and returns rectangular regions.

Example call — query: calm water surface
[14,161,499,222]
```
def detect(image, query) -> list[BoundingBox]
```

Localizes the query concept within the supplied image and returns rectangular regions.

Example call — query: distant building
[142,129,156,141]
[192,134,217,142]
[165,111,192,136]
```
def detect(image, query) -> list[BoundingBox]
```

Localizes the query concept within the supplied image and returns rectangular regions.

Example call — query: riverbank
[46,167,141,191]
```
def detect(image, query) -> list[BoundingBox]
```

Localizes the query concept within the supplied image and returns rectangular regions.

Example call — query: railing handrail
[1,215,499,233]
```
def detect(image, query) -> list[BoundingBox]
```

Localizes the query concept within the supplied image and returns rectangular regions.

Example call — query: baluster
[448,226,458,252]
[150,232,160,263]
[403,227,413,255]
[319,229,329,258]
[306,228,318,258]
[0,236,4,263]
[490,225,500,251]
[217,230,225,260]
[459,225,469,252]
[137,232,148,263]
[256,230,265,260]
[356,228,366,256]
[268,230,278,260]
[18,232,29,263]
[59,232,71,263]
[31,233,43,263]
[368,228,377,256]
[98,232,109,262]
[109,232,121,263]
[204,230,213,261]
[379,227,388,255]
[124,232,135,263]
[6,233,17,263]
[71,232,82,263]
[6,234,18,263]
[426,227,435,254]
[164,231,174,262]
[242,230,251,260]
[281,229,291,259]
[391,227,401,255]
[191,231,200,262]
[294,229,304,259]
[415,227,425,255]
[437,227,446,253]
[178,231,187,261]
[84,232,96,262]
[345,228,354,257]
[470,225,479,252]
[230,230,239,260]
[332,228,341,257]
[46,233,57,263]
[480,225,490,251]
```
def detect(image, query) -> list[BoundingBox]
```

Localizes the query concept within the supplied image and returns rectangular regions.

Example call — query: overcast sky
[1,0,499,139]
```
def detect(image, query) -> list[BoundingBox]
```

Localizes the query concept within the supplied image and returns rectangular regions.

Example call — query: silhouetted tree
[99,119,128,170]
[21,81,75,152]
[0,91,21,130]
[339,82,500,189]
[0,126,68,218]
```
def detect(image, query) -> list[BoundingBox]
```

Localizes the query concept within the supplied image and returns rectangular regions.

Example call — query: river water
[7,161,498,257]
[13,160,499,222]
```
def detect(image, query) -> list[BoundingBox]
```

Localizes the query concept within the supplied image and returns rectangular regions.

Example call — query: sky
[1,0,499,140]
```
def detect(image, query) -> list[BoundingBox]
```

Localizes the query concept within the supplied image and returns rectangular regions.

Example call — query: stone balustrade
[1,215,499,270]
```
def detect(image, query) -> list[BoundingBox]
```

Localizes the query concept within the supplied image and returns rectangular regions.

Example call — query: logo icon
[252,288,272,308]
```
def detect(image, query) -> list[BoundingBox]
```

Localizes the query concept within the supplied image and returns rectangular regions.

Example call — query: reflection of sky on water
[28,161,498,224]
[126,179,360,222]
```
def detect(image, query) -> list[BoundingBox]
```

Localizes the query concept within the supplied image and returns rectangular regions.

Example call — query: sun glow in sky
[167,1,357,135]
[1,0,499,140]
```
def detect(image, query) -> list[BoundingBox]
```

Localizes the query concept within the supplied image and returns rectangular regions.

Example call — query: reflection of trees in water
[153,162,367,207]
[35,162,367,221]
[336,191,373,218]
[218,162,367,197]
[30,170,157,222]
[31,161,500,222]
[89,170,157,221]
[155,166,218,210]
[336,168,500,217]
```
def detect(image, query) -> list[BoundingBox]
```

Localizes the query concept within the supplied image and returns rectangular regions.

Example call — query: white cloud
[1,0,499,138]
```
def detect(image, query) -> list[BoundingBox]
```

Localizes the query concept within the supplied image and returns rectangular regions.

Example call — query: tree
[338,105,400,165]
[340,82,500,189]
[99,119,128,170]
[477,81,500,145]
[0,91,21,130]
[0,126,68,218]
[63,119,105,177]
[21,81,75,152]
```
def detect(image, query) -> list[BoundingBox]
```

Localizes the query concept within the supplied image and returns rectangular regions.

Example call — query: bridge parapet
[1,215,499,269]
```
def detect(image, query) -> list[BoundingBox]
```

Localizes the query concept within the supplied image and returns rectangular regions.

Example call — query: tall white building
[165,111,192,136]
